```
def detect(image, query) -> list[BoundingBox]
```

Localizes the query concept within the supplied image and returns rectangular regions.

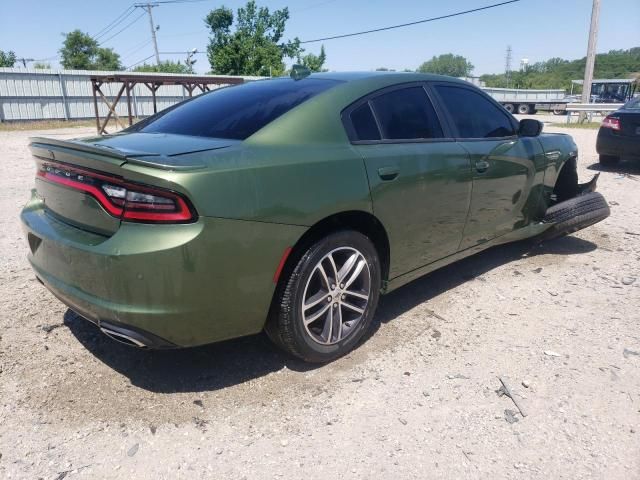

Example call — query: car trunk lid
[616,111,640,137]
[29,134,234,236]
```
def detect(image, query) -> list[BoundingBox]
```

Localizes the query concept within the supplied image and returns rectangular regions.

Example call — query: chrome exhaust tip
[100,326,148,348]
[98,321,177,349]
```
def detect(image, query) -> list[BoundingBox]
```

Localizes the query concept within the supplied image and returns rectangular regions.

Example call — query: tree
[205,1,301,76]
[32,62,51,69]
[59,30,122,70]
[0,50,16,67]
[133,60,191,74]
[480,47,640,90]
[298,45,326,72]
[417,53,474,77]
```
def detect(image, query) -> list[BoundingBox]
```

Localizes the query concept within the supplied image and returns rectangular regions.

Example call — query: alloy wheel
[301,247,371,345]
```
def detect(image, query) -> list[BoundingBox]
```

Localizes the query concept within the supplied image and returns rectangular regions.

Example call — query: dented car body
[20,72,607,359]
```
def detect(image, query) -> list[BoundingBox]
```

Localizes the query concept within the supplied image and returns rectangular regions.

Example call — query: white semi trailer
[479,79,637,116]
[481,87,567,115]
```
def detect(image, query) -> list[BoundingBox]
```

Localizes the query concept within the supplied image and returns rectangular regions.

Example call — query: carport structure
[89,73,245,134]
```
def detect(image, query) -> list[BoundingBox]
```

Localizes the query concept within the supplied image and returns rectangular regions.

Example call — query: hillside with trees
[417,53,474,77]
[480,47,640,90]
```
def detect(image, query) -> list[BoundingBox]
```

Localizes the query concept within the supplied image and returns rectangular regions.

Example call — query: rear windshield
[129,78,342,140]
[623,97,640,110]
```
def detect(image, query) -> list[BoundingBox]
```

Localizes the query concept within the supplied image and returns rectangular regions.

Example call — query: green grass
[549,122,601,130]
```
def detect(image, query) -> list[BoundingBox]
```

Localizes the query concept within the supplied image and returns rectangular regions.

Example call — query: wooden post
[97,84,126,134]
[144,82,159,114]
[579,0,601,122]
[125,82,133,126]
[152,83,158,113]
[91,80,102,134]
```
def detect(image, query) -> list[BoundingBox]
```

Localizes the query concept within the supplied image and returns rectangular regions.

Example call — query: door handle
[377,166,399,181]
[475,160,490,173]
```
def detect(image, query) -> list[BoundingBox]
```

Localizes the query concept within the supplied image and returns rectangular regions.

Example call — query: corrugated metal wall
[0,67,257,121]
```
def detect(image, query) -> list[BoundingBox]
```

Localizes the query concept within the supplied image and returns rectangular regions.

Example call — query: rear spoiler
[29,137,206,171]
[30,137,131,161]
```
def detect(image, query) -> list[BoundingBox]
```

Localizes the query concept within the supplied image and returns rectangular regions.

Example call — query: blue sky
[1,0,638,74]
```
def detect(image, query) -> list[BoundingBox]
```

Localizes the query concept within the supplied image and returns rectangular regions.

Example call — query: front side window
[434,85,516,139]
[129,78,342,140]
[370,87,443,140]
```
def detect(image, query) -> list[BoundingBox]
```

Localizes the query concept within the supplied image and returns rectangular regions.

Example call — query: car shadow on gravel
[587,161,640,174]
[63,311,310,393]
[64,235,597,394]
[367,235,598,337]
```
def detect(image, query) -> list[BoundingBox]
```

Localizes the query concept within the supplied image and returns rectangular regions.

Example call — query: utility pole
[505,45,512,88]
[185,49,197,74]
[136,3,161,65]
[580,0,601,121]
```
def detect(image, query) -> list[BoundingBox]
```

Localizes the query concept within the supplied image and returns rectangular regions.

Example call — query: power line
[98,11,147,46]
[122,39,154,59]
[126,53,156,69]
[93,5,136,40]
[300,0,522,44]
[33,55,60,62]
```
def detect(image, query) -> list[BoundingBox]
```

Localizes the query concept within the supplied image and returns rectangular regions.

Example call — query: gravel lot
[1,120,639,479]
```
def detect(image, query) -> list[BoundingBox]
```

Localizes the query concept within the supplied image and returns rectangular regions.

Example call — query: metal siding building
[0,67,258,121]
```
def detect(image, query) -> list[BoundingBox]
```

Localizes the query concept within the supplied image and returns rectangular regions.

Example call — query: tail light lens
[601,115,621,131]
[37,162,196,223]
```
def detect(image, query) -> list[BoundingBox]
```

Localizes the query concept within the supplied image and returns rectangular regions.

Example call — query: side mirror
[518,118,543,137]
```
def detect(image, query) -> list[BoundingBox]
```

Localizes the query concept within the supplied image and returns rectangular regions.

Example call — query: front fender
[537,133,579,210]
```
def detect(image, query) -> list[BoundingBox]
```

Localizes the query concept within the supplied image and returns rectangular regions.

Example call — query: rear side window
[131,78,341,140]
[371,87,443,140]
[434,85,516,138]
[350,103,380,141]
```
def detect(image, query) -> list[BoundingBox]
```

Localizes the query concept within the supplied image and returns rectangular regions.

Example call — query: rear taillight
[37,162,196,223]
[601,115,621,131]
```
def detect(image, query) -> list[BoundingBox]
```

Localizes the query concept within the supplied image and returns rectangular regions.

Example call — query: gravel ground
[1,122,639,479]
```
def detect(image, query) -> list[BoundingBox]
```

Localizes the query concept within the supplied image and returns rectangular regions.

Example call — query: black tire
[552,108,566,116]
[517,103,530,115]
[599,154,620,166]
[539,192,610,242]
[503,103,515,114]
[266,230,381,363]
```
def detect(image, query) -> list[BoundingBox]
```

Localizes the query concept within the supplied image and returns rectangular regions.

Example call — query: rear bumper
[21,191,306,347]
[596,129,640,158]
[33,267,177,348]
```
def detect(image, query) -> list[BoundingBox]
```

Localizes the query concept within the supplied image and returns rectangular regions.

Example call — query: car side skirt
[384,222,551,293]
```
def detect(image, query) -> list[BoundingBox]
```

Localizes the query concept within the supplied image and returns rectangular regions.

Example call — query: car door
[344,83,473,278]
[430,83,545,250]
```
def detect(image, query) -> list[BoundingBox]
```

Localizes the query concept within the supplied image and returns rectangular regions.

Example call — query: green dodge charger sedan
[21,71,609,363]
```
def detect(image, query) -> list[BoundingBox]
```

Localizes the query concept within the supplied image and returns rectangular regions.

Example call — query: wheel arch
[552,155,578,202]
[275,210,391,292]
